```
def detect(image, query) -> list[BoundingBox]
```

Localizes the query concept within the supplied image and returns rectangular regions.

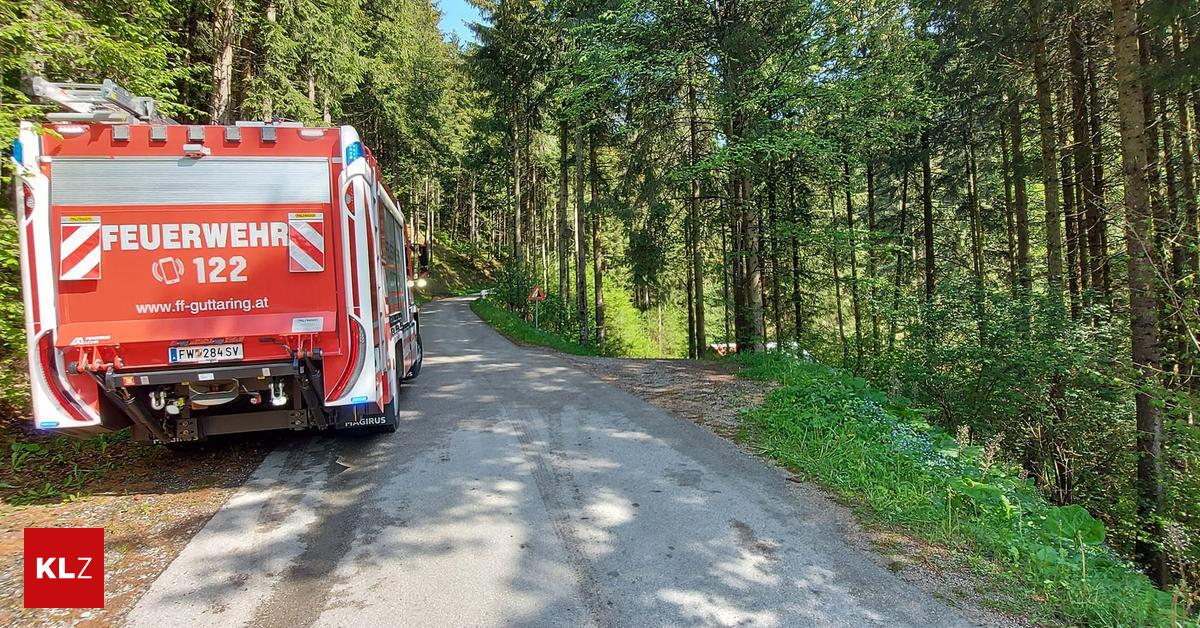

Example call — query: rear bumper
[103,361,297,389]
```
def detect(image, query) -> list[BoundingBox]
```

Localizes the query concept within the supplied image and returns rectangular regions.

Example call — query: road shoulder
[554,353,1025,628]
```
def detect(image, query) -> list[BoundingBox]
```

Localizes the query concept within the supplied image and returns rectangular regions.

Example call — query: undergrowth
[0,431,131,505]
[737,352,1188,626]
[471,297,599,356]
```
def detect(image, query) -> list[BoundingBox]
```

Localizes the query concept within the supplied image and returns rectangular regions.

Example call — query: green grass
[736,352,1188,626]
[471,297,599,356]
[1,430,131,505]
[429,240,500,297]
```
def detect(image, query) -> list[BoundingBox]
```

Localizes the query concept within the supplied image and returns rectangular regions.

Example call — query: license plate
[169,343,244,364]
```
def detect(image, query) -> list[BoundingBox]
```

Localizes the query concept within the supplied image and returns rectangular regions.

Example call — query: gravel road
[124,296,972,627]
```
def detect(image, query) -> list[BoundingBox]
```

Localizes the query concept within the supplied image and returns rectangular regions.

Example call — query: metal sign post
[529,286,546,329]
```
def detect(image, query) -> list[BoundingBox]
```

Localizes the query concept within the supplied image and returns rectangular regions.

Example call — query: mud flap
[333,397,397,433]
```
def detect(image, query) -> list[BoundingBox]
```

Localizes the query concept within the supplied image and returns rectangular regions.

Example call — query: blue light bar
[351,395,368,403]
[11,139,22,165]
[345,141,364,164]
[38,421,59,428]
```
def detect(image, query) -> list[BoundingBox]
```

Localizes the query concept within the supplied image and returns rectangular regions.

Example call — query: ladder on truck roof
[26,76,176,124]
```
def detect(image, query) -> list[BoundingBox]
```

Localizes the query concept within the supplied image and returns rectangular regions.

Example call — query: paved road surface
[126,297,971,627]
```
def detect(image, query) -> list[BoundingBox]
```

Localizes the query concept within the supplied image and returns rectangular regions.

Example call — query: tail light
[35,332,93,423]
[21,182,35,219]
[328,318,365,402]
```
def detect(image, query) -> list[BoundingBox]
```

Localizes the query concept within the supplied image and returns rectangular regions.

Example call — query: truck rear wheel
[406,333,423,380]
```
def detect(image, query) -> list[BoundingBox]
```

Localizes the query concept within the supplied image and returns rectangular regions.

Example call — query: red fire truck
[11,79,422,443]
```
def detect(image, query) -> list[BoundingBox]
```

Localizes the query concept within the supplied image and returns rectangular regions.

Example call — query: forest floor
[0,425,280,627]
[554,353,1024,626]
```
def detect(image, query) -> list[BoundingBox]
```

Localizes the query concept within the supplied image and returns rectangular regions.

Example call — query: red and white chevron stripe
[288,213,325,272]
[59,216,101,281]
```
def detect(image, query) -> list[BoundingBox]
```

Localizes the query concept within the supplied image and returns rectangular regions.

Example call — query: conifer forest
[3,0,1200,617]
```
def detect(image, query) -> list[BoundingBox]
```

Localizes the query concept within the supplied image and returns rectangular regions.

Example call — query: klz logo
[24,528,104,608]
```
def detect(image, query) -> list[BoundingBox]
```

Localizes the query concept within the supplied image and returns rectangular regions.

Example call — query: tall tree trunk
[922,130,935,300]
[757,186,768,340]
[1158,89,1186,387]
[1111,0,1166,585]
[1002,125,1017,292]
[558,122,571,302]
[575,130,589,344]
[1161,91,1182,295]
[728,119,764,352]
[688,63,706,353]
[844,158,863,370]
[1175,25,1198,388]
[966,135,984,283]
[469,174,478,243]
[1060,85,1082,318]
[513,110,523,265]
[889,164,910,351]
[1142,33,1169,368]
[722,222,732,343]
[866,160,879,353]
[523,110,534,264]
[686,217,697,358]
[769,165,783,347]
[1175,27,1198,285]
[209,0,236,124]
[728,140,746,350]
[967,130,987,346]
[1011,92,1033,296]
[744,169,765,352]
[1032,0,1064,298]
[790,166,805,343]
[1071,19,1099,304]
[591,126,605,344]
[1088,52,1111,298]
[830,191,848,366]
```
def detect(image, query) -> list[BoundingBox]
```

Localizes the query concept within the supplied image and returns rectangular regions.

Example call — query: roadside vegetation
[426,239,502,297]
[739,352,1184,625]
[477,266,688,358]
[471,298,599,356]
[1,433,127,505]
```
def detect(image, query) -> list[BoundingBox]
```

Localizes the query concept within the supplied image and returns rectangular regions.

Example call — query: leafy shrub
[873,279,1144,555]
[0,213,29,419]
[739,353,1183,624]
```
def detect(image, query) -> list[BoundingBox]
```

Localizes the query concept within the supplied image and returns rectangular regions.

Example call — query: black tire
[406,332,423,379]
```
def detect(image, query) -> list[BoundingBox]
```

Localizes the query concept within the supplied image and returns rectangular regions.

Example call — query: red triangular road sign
[529,286,546,301]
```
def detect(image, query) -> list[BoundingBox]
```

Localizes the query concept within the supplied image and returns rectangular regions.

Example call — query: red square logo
[23,528,104,608]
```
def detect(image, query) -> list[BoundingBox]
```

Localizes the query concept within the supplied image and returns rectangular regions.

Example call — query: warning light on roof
[345,141,364,164]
